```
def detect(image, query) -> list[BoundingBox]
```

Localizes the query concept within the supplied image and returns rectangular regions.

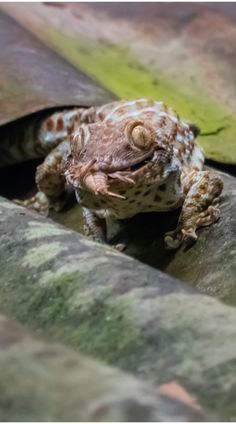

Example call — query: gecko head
[65,119,173,204]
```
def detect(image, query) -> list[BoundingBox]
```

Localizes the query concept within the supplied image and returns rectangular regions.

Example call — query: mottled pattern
[15,99,223,248]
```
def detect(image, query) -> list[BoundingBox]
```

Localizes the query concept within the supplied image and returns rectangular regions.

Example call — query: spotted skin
[13,99,223,249]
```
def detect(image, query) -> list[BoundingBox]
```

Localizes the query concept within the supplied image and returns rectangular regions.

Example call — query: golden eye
[72,127,85,156]
[131,124,152,149]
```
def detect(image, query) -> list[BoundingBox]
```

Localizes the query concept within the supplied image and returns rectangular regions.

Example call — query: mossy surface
[42,27,236,163]
[1,197,236,419]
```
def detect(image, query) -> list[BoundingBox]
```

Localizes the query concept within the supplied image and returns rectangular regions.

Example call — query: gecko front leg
[80,208,126,250]
[15,140,70,216]
[13,106,99,214]
[165,170,223,249]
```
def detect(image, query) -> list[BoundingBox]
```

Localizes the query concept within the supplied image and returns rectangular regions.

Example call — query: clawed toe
[113,243,127,252]
[165,227,198,250]
[13,192,49,216]
[181,228,198,244]
[164,231,183,250]
[196,205,220,228]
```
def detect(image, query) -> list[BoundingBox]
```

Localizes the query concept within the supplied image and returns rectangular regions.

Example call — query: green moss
[0,245,138,364]
[0,200,23,210]
[54,301,139,364]
[200,359,236,421]
[22,242,66,268]
[25,222,70,241]
[43,27,236,163]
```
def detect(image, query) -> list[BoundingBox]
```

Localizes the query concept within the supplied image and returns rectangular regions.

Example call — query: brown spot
[179,144,186,154]
[129,199,136,204]
[155,194,161,202]
[166,200,174,205]
[134,190,141,195]
[158,184,166,191]
[143,189,151,197]
[159,115,167,130]
[172,122,178,139]
[67,125,74,135]
[189,143,194,153]
[46,118,54,131]
[56,116,64,131]
[183,186,189,195]
[119,190,126,195]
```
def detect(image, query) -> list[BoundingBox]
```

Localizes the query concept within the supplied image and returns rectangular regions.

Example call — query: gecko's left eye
[127,121,153,149]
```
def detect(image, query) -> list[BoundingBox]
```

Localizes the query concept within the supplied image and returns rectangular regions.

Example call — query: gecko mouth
[108,152,153,177]
[106,154,155,188]
[129,157,151,171]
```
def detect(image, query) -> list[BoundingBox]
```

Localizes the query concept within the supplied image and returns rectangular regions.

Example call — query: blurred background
[1,2,236,166]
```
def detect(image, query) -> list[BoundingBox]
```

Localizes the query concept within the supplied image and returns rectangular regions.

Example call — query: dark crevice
[200,125,228,136]
[206,158,236,177]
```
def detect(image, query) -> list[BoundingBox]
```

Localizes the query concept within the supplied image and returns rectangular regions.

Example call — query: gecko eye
[72,127,85,156]
[127,121,152,149]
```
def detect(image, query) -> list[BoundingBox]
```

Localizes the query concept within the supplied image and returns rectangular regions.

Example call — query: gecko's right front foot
[14,191,49,216]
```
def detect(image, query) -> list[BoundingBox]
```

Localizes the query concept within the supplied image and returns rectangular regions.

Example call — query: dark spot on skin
[119,190,126,195]
[67,126,74,135]
[93,202,100,208]
[129,199,136,204]
[143,189,151,197]
[158,184,166,191]
[134,190,141,196]
[46,118,54,131]
[56,116,64,131]
[165,200,174,205]
[155,194,162,202]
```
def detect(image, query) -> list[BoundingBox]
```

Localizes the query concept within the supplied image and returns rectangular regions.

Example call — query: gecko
[3,99,223,249]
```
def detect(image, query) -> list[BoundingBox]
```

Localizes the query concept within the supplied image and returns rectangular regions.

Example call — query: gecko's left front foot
[165,227,198,250]
[164,171,223,250]
[165,201,221,249]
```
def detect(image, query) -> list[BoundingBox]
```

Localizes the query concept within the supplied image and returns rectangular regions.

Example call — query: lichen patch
[22,241,66,268]
[0,199,24,211]
[25,221,71,240]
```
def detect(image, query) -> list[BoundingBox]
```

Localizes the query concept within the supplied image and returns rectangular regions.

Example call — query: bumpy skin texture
[16,99,223,249]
